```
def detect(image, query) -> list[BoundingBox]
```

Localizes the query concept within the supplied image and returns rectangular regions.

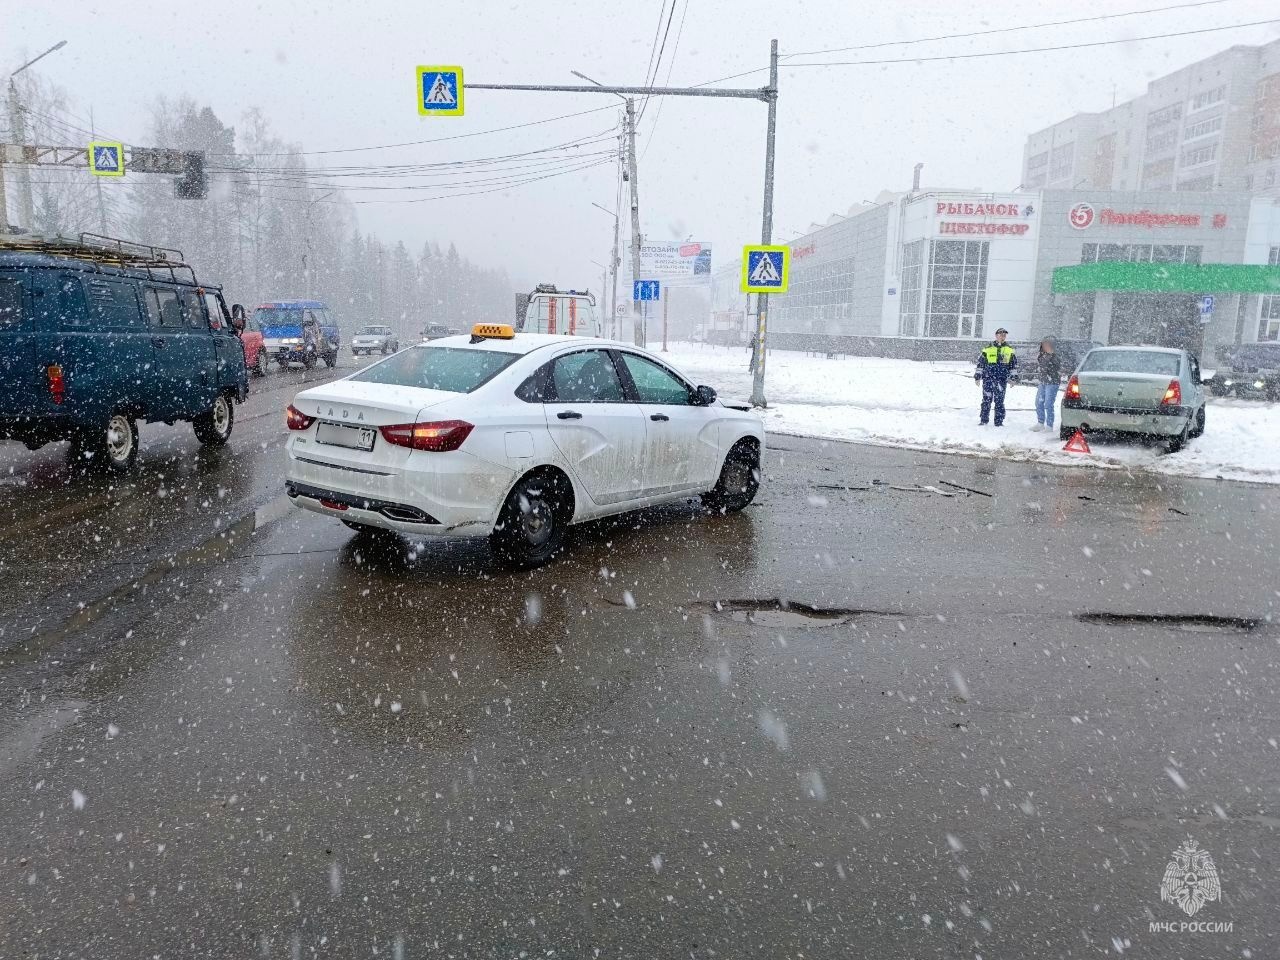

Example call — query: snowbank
[660,342,1280,485]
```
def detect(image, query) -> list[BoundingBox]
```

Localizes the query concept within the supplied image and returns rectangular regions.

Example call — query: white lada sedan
[284,324,764,567]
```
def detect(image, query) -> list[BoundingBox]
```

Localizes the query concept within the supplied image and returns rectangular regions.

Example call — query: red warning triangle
[1063,429,1091,454]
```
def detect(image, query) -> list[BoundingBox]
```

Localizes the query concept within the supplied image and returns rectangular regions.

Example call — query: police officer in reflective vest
[975,328,1018,426]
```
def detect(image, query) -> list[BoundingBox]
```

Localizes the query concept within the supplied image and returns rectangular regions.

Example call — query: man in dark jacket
[975,328,1017,426]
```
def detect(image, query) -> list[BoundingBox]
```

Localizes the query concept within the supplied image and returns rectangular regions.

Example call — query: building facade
[719,188,1280,360]
[1021,40,1280,198]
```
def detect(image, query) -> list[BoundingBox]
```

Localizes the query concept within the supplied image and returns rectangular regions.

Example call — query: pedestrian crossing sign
[417,66,465,116]
[741,245,789,293]
[88,141,125,177]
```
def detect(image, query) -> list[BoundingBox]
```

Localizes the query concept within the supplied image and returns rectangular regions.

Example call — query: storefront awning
[1052,262,1280,294]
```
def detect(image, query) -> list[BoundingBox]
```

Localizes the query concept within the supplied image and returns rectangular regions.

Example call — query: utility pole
[0,136,7,231]
[8,80,33,231]
[749,40,779,408]
[90,106,108,233]
[662,291,669,352]
[4,41,68,233]
[625,98,644,347]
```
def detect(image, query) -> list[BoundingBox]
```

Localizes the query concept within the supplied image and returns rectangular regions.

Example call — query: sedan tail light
[380,419,474,452]
[1065,374,1080,399]
[1161,379,1182,406]
[285,404,315,431]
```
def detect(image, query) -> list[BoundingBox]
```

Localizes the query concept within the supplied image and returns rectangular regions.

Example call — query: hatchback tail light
[46,364,65,404]
[1065,374,1080,400]
[380,419,474,452]
[285,404,315,431]
[1161,379,1182,406]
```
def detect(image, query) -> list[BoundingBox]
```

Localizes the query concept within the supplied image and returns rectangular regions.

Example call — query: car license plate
[316,421,376,452]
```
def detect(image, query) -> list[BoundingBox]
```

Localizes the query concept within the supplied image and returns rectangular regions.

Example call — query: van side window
[44,275,89,327]
[146,287,184,328]
[83,278,143,328]
[0,277,22,330]
[180,289,206,329]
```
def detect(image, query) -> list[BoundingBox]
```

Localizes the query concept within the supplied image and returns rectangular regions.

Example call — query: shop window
[898,239,924,336]
[1259,296,1280,341]
[924,240,988,338]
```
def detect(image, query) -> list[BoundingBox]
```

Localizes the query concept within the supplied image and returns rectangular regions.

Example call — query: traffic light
[174,152,207,200]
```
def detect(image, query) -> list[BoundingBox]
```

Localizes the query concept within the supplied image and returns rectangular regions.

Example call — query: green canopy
[1052,262,1280,294]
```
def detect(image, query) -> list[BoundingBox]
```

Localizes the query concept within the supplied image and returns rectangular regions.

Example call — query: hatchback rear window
[1080,350,1180,376]
[349,346,518,393]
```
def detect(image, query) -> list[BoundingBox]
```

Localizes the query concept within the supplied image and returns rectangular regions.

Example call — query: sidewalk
[662,342,1280,484]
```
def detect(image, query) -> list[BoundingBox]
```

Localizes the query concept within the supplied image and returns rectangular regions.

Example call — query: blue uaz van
[0,234,249,472]
[257,300,340,371]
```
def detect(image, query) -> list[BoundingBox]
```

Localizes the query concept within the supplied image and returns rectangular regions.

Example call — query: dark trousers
[980,379,1007,425]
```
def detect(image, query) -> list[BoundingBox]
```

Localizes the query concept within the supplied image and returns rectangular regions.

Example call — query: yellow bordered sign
[417,66,464,117]
[88,141,125,177]
[741,245,789,293]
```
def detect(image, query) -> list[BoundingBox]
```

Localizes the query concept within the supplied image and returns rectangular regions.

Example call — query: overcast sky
[5,0,1280,293]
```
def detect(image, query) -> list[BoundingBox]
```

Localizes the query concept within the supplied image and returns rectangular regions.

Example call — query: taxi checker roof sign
[741,245,789,294]
[88,141,125,177]
[417,66,464,116]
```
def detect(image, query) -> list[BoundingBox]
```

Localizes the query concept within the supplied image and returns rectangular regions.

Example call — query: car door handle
[151,336,166,348]
[556,410,583,420]
[649,413,670,421]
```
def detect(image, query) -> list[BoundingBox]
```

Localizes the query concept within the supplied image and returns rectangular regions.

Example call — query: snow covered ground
[661,341,1280,485]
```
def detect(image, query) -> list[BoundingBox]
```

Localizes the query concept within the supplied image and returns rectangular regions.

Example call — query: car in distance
[1209,341,1280,400]
[258,300,340,370]
[283,324,764,567]
[233,304,269,377]
[420,323,457,341]
[352,324,399,356]
[1060,345,1206,452]
[0,233,247,472]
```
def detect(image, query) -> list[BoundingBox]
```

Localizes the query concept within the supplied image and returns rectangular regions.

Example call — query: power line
[215,102,621,158]
[212,129,619,177]
[640,0,692,158]
[216,151,618,192]
[782,0,1240,59]
[638,0,671,111]
[785,16,1280,68]
[308,157,614,205]
[640,0,680,123]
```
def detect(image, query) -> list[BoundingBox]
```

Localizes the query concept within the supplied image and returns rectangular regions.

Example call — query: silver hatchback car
[1059,346,1207,452]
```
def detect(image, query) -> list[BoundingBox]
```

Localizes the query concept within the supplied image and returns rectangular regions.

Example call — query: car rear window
[349,346,518,393]
[1080,350,1180,376]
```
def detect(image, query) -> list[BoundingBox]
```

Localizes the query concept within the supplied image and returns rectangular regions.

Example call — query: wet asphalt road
[0,371,1277,959]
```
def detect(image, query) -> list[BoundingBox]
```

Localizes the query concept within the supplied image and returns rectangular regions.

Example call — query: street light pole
[473,52,777,352]
[5,41,68,233]
[591,201,621,341]
[749,39,779,408]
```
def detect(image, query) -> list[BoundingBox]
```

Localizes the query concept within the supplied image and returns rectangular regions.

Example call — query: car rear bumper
[284,442,514,536]
[1060,401,1190,436]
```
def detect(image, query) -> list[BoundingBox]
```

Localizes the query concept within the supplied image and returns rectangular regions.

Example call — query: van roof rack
[0,231,198,285]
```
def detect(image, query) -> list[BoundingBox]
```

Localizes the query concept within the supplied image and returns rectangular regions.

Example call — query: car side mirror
[693,384,717,406]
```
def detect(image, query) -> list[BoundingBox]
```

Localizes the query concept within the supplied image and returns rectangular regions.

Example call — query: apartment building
[1021,40,1280,197]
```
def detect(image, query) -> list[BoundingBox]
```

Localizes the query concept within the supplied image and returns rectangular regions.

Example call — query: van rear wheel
[193,394,235,447]
[70,414,139,473]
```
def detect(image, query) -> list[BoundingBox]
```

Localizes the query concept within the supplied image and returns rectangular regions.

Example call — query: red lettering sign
[936,201,1028,219]
[792,243,817,260]
[938,221,1031,236]
[1097,208,1205,228]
